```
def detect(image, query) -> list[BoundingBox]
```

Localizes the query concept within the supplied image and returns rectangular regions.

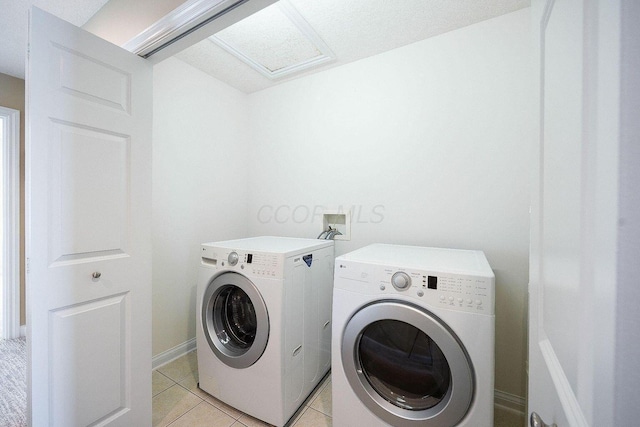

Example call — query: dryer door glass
[341,301,473,426]
[358,319,450,410]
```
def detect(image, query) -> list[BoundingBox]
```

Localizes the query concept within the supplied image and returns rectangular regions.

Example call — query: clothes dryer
[332,244,495,427]
[196,236,334,426]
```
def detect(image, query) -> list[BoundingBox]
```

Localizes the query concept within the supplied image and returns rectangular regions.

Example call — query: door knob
[530,412,557,427]
[92,272,102,279]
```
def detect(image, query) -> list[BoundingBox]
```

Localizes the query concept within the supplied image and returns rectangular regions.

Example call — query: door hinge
[26,257,30,274]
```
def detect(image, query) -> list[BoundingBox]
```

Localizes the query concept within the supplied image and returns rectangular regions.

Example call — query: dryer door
[202,272,269,369]
[341,301,473,427]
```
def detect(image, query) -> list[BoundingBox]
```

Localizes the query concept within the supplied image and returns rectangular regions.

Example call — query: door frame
[528,0,623,425]
[0,106,21,340]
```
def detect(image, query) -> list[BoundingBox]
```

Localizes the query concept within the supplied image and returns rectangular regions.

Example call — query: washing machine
[332,244,495,427]
[196,236,334,426]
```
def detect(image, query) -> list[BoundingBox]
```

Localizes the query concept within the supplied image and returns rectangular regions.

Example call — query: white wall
[152,57,249,355]
[151,8,534,401]
[0,73,25,326]
[246,9,533,400]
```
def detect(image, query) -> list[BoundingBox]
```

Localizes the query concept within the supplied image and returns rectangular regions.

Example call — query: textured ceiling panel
[176,0,530,94]
[176,38,270,93]
[213,3,321,72]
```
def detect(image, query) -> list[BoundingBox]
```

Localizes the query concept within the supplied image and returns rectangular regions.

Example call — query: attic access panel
[208,0,335,79]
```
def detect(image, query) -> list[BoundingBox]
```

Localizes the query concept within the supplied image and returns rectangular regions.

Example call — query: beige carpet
[0,337,26,427]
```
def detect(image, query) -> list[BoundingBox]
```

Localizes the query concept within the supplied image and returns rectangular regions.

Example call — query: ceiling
[175,0,530,93]
[0,0,529,90]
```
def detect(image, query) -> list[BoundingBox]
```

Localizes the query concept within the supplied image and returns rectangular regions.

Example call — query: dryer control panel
[336,261,494,315]
[381,267,493,315]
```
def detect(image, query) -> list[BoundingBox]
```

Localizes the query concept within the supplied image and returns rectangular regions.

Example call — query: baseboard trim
[495,389,526,415]
[152,338,197,370]
[20,325,26,337]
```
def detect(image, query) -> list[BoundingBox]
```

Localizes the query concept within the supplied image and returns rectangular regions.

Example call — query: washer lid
[202,236,333,257]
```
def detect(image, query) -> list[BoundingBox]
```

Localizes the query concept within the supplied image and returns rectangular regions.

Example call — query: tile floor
[153,350,524,427]
[153,350,331,427]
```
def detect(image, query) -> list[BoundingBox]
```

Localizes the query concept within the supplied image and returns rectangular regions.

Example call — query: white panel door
[27,7,152,426]
[528,0,620,426]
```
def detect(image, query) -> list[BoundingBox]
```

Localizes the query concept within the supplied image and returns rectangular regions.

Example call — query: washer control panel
[228,252,239,266]
[245,252,280,277]
[201,245,282,279]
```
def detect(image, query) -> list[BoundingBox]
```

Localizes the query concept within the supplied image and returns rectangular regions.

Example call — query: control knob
[391,272,411,290]
[228,252,239,266]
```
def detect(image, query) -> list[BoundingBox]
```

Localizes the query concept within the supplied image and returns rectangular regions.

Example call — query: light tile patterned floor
[152,351,331,427]
[152,350,524,427]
